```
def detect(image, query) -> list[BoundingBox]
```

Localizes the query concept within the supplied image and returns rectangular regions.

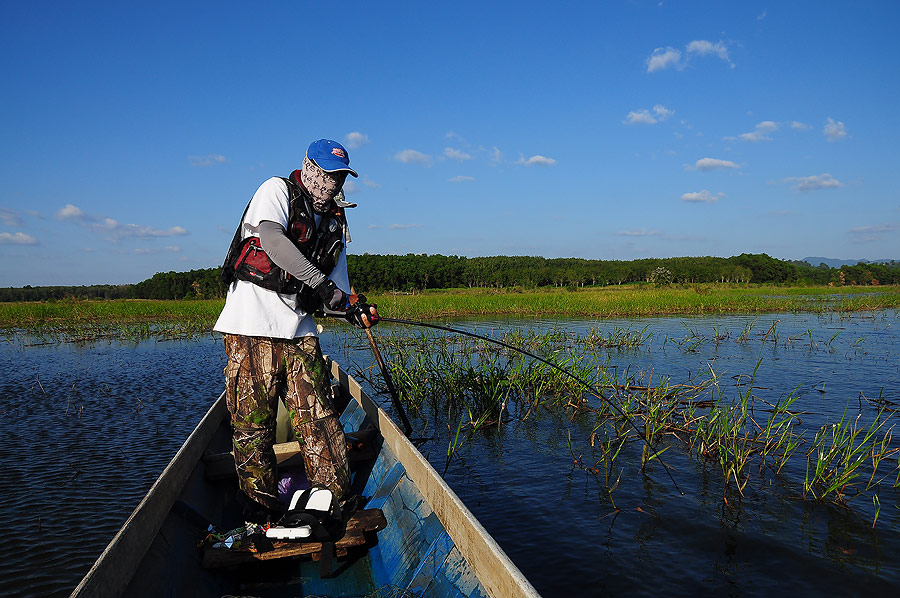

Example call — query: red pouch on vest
[236,237,271,272]
[234,237,280,290]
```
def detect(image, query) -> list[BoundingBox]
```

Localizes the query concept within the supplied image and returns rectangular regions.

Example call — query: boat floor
[122,422,394,597]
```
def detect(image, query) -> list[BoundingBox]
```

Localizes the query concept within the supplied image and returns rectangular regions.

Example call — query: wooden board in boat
[202,508,387,568]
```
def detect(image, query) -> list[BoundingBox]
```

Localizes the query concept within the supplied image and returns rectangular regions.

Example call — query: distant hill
[802,257,897,269]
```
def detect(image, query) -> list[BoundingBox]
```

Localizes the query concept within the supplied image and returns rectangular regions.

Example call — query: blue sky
[1,1,898,286]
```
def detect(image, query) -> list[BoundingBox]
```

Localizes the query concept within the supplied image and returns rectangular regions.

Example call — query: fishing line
[376,316,684,496]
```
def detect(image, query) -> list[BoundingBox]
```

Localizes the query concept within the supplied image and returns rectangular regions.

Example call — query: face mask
[300,155,347,213]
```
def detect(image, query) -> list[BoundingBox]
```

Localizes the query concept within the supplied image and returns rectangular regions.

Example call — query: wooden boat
[71,359,540,597]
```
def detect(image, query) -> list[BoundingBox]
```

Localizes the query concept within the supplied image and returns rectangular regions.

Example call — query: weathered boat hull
[71,359,539,597]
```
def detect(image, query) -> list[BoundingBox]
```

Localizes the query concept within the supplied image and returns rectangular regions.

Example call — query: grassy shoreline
[1,284,898,330]
[372,284,900,320]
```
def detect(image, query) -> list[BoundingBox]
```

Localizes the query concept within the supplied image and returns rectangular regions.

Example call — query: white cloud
[362,177,380,189]
[344,132,369,150]
[444,147,472,161]
[758,10,767,20]
[342,180,358,194]
[118,223,188,238]
[490,146,503,164]
[783,173,844,192]
[824,117,847,142]
[0,208,22,226]
[0,232,38,245]
[518,155,556,167]
[395,149,432,166]
[57,204,86,220]
[686,40,733,68]
[624,104,674,125]
[849,223,899,234]
[738,121,778,142]
[449,175,475,183]
[681,190,724,203]
[56,203,190,240]
[646,47,682,73]
[693,158,739,171]
[646,40,733,73]
[188,154,227,167]
[849,222,899,243]
[617,228,663,236]
[652,104,674,120]
[625,109,658,125]
[728,120,811,141]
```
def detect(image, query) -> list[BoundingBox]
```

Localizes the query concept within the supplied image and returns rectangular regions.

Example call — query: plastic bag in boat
[277,467,309,508]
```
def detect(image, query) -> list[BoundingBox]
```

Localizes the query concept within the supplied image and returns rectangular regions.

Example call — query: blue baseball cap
[306,139,358,178]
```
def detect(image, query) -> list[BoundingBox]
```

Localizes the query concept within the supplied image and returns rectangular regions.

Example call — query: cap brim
[311,158,358,177]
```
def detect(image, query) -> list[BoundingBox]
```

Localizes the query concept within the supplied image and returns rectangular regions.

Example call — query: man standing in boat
[214,139,378,521]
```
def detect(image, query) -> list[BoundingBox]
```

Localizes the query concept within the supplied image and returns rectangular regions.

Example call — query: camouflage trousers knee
[223,334,350,511]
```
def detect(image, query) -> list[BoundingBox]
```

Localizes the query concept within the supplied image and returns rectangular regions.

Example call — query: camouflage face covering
[300,155,347,213]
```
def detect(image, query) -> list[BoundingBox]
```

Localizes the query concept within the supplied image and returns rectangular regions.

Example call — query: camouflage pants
[223,334,350,511]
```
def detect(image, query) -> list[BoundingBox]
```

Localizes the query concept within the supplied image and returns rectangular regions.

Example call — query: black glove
[315,279,349,311]
[346,299,379,329]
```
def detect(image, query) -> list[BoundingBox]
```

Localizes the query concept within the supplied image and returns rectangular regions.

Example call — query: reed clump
[803,409,896,502]
[356,324,899,521]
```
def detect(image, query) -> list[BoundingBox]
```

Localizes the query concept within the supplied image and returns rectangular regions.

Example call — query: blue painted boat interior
[338,398,489,598]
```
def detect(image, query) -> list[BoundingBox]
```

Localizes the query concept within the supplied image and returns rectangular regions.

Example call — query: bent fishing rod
[363,324,414,437]
[374,316,684,496]
[346,289,414,438]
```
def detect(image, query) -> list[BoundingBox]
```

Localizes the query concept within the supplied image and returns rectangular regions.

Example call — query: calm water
[1,311,898,596]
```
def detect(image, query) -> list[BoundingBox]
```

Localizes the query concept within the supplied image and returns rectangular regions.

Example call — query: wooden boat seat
[202,439,377,482]
[202,508,387,568]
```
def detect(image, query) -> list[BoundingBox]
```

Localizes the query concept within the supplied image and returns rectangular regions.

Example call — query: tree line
[1,254,897,302]
[346,253,900,291]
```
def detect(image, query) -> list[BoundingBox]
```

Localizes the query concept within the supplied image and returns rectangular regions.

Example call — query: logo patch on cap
[331,148,346,158]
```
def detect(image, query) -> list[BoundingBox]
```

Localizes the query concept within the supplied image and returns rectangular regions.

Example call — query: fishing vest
[221,170,349,310]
